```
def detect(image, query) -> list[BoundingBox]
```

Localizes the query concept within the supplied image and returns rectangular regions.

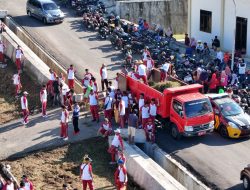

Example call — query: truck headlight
[184,126,193,132]
[228,122,238,129]
[209,121,214,128]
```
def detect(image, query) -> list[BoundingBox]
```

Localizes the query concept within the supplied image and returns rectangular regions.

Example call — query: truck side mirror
[179,111,184,118]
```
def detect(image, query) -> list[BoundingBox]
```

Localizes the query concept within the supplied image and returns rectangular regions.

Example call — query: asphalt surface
[1,1,250,190]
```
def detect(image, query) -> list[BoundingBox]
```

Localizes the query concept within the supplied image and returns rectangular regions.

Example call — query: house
[188,0,250,56]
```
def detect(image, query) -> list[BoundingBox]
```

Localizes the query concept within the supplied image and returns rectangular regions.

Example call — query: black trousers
[73,117,80,133]
[101,79,108,91]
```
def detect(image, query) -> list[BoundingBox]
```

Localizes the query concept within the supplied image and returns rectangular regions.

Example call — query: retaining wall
[108,137,186,190]
[116,0,188,34]
[2,27,50,84]
[142,142,210,190]
[4,17,82,93]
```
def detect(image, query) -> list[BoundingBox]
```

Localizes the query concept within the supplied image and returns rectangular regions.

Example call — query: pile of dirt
[0,59,43,124]
[5,137,142,190]
[148,81,182,92]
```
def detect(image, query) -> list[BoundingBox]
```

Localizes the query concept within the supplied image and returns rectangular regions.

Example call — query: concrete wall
[4,17,83,93]
[142,142,210,190]
[108,137,186,190]
[2,26,50,84]
[116,0,188,34]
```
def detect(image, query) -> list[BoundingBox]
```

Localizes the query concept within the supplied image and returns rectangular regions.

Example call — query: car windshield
[214,98,243,116]
[184,98,212,118]
[43,3,58,10]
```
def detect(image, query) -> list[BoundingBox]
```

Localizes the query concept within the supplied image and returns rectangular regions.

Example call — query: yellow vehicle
[206,93,250,138]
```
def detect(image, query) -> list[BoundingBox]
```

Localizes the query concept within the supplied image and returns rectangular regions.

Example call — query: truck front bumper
[183,125,214,137]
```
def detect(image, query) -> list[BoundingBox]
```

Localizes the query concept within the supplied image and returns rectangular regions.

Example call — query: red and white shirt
[80,163,93,180]
[138,64,147,76]
[102,122,112,131]
[61,110,69,123]
[83,73,93,87]
[141,105,149,119]
[149,103,157,116]
[111,134,124,148]
[24,181,34,190]
[67,68,75,80]
[146,124,154,131]
[117,166,127,182]
[121,96,129,108]
[104,96,113,110]
[89,93,98,106]
[40,89,47,102]
[3,183,14,190]
[119,100,125,116]
[138,98,144,110]
[142,50,150,60]
[21,96,28,110]
[13,74,20,85]
[145,59,154,70]
[100,67,108,79]
[16,49,23,59]
[50,72,57,81]
[91,82,98,93]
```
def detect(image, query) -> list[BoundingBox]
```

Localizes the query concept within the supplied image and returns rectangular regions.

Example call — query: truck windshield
[184,99,212,118]
[214,98,243,116]
[43,3,58,10]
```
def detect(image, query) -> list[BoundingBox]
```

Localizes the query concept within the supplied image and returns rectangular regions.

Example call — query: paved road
[0,0,122,83]
[1,1,250,190]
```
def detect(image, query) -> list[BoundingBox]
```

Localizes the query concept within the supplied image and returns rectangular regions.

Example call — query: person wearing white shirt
[89,90,99,122]
[216,49,224,63]
[160,62,170,81]
[0,40,5,63]
[15,45,24,71]
[118,97,126,128]
[100,64,108,91]
[21,91,29,125]
[137,62,148,84]
[40,84,47,117]
[13,71,21,96]
[67,64,75,89]
[238,59,246,83]
[104,93,113,121]
[80,155,94,190]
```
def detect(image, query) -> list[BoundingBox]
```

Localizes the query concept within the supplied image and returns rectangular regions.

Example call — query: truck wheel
[171,124,181,140]
[219,126,228,138]
[243,176,250,190]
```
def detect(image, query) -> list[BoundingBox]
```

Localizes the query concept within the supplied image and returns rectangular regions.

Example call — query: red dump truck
[118,71,214,139]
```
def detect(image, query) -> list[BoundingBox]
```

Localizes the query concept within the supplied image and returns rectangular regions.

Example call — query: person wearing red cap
[21,91,29,125]
[15,45,24,71]
[88,90,99,122]
[98,118,112,138]
[114,159,127,190]
[21,175,34,190]
[40,84,47,117]
[108,129,124,164]
[67,64,76,89]
[60,105,69,140]
[144,119,155,143]
[13,71,22,97]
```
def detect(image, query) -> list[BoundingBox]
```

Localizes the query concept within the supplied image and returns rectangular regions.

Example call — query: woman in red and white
[144,119,155,143]
[67,64,75,89]
[142,47,150,61]
[13,71,21,97]
[98,118,112,138]
[15,45,24,71]
[137,61,148,84]
[80,155,94,190]
[0,40,5,63]
[60,105,69,140]
[21,175,34,190]
[82,69,93,93]
[89,90,99,122]
[40,84,47,117]
[104,93,113,121]
[108,129,124,164]
[2,178,14,190]
[144,55,154,80]
[100,63,108,91]
[114,159,128,190]
[21,91,29,125]
[140,101,150,128]
[118,97,125,128]
[149,98,157,122]
[58,72,65,85]
[47,69,57,94]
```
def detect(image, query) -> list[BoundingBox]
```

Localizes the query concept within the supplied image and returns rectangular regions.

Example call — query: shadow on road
[226,183,243,190]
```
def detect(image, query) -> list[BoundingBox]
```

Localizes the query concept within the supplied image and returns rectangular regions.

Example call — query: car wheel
[171,124,181,140]
[27,11,31,17]
[243,176,250,190]
[219,126,228,138]
[43,18,47,24]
